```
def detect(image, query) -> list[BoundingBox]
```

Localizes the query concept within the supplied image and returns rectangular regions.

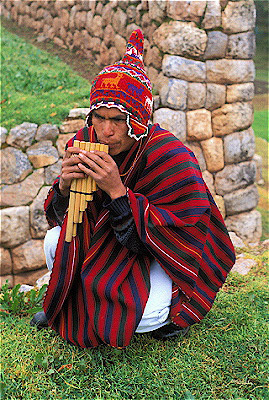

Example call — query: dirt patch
[253,93,268,111]
[254,80,269,96]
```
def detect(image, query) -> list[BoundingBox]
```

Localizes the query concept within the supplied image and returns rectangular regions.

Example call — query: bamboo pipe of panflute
[65,140,108,242]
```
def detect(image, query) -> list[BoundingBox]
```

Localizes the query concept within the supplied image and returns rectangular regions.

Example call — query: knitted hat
[86,29,153,140]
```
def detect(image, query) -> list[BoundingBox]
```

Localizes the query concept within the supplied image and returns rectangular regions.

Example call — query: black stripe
[82,126,90,141]
[70,189,94,195]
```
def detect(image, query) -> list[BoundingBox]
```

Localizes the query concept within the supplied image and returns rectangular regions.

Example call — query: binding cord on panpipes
[65,140,109,242]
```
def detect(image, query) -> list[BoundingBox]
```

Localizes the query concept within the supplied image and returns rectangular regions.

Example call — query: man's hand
[59,146,86,197]
[77,149,126,200]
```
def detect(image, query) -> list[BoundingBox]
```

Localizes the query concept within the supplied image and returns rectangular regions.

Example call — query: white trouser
[44,226,172,333]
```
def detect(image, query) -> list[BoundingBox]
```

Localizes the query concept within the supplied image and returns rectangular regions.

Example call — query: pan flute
[65,140,109,242]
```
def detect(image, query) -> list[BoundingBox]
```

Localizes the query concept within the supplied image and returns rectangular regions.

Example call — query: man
[31,30,235,349]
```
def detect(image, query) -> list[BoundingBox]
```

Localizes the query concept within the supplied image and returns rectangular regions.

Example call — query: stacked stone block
[1,0,262,285]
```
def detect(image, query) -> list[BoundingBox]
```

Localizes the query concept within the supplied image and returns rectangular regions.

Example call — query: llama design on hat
[100,73,124,89]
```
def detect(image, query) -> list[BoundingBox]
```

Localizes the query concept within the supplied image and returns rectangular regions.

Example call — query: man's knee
[44,226,61,271]
[44,226,61,249]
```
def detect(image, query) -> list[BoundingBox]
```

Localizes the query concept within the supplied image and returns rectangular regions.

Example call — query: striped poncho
[43,123,235,348]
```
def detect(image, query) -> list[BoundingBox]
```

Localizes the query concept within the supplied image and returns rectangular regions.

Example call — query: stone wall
[0,117,87,287]
[1,0,262,286]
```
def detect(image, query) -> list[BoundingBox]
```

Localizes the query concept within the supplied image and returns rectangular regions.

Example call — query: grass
[1,258,269,400]
[254,45,268,82]
[254,22,268,83]
[252,110,268,142]
[255,136,269,240]
[1,26,91,130]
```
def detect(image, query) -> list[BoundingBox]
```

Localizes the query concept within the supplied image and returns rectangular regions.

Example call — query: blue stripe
[175,206,207,220]
[149,147,195,169]
[148,177,205,202]
[179,310,196,325]
[46,241,70,321]
[196,286,214,303]
[210,229,236,262]
[128,272,143,326]
[138,196,147,242]
[174,226,205,251]
[202,252,225,283]
[158,208,174,225]
[104,302,114,343]
[104,258,129,342]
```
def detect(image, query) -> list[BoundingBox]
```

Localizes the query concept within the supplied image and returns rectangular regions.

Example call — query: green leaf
[77,359,87,371]
[11,284,21,300]
[47,368,55,375]
[28,306,43,316]
[182,391,195,400]
[1,281,9,292]
[35,284,48,303]
[0,381,7,398]
[29,289,37,304]
[2,291,10,303]
[47,355,55,364]
[0,310,10,317]
[11,297,19,312]
[0,304,9,310]
[35,353,47,368]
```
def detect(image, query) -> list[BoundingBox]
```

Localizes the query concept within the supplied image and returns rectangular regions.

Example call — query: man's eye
[93,112,104,120]
[93,112,126,123]
[112,118,126,123]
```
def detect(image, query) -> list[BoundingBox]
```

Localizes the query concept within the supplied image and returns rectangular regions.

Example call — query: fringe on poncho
[43,124,235,348]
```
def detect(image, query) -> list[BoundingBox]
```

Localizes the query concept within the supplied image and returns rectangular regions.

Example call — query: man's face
[92,107,136,156]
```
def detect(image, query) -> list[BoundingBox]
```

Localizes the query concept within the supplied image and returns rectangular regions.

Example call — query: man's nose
[103,120,114,136]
